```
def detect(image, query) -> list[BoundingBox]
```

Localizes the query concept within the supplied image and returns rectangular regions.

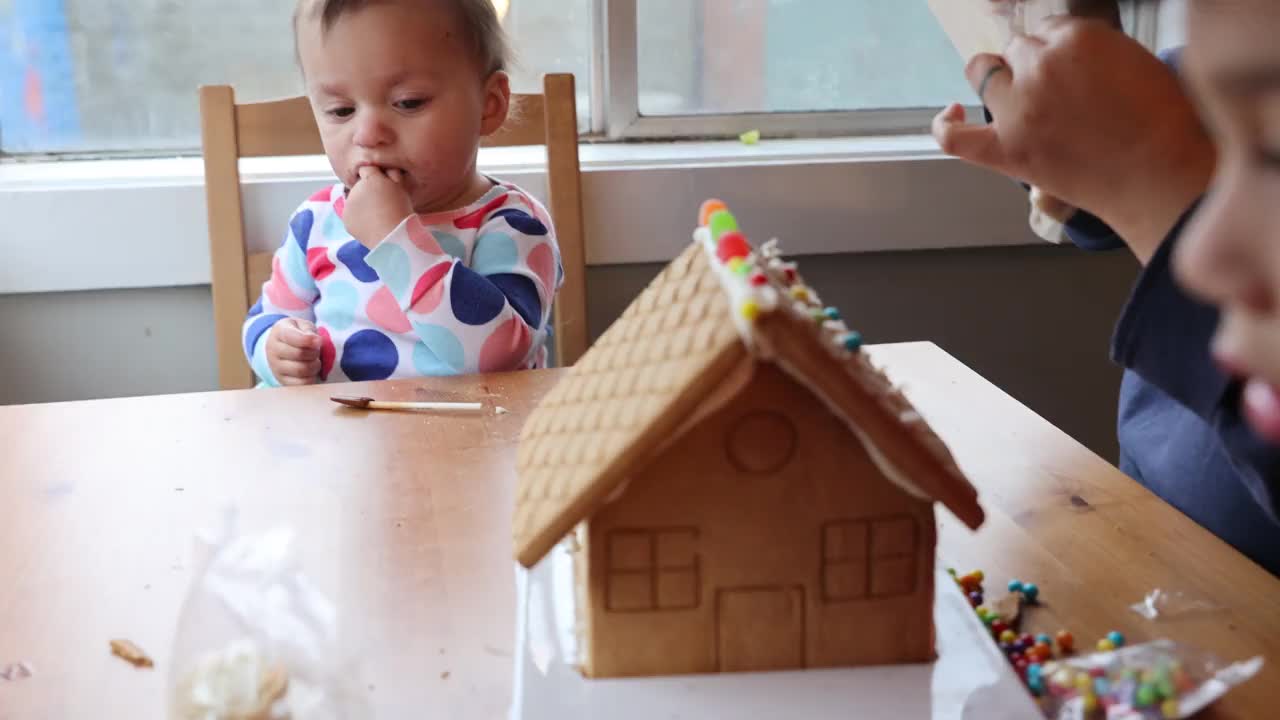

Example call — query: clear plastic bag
[1035,640,1262,719]
[167,518,369,720]
[1129,589,1222,622]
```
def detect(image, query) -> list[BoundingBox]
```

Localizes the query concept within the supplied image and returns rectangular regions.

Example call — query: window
[0,0,590,155]
[635,1,971,116]
[821,515,918,602]
[1,1,1159,157]
[605,528,699,612]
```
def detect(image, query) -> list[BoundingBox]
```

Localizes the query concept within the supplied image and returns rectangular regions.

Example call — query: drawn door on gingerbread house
[716,586,805,672]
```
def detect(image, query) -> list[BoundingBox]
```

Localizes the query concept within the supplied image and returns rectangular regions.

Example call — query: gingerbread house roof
[513,203,984,568]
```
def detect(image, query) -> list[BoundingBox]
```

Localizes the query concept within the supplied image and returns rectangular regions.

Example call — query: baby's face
[297,1,506,213]
[1175,0,1280,441]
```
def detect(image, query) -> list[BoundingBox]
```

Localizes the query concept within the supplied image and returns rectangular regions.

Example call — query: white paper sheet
[510,547,1041,720]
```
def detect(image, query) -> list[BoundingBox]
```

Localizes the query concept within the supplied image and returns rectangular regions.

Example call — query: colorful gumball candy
[1022,582,1040,603]
[698,199,727,227]
[1055,630,1075,654]
[715,231,751,262]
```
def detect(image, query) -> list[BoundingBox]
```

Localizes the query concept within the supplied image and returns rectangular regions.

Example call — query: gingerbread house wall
[582,363,937,678]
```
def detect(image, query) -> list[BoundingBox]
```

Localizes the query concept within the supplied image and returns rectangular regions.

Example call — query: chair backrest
[199,74,588,390]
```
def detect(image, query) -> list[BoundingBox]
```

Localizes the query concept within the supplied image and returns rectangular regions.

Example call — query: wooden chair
[199,74,588,390]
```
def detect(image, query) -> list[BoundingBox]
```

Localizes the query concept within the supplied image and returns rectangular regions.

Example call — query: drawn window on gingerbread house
[822,515,917,602]
[606,528,700,612]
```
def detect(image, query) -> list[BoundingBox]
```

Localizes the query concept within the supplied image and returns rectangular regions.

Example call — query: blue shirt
[1065,201,1280,577]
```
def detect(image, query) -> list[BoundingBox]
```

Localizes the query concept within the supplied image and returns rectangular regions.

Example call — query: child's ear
[479,71,512,137]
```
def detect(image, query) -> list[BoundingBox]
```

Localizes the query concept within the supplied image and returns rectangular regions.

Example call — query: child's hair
[293,0,512,76]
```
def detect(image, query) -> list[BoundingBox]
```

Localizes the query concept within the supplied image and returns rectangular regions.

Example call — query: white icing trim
[695,227,779,356]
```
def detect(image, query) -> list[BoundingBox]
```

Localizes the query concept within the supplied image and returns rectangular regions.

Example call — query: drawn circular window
[726,411,797,474]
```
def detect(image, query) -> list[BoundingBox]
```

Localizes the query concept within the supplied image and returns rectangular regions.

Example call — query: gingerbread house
[513,201,984,679]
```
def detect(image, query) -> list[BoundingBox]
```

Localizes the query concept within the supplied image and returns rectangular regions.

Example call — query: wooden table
[1,342,1275,718]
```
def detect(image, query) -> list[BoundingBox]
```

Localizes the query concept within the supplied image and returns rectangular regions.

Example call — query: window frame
[604,527,701,613]
[821,515,920,603]
[597,0,966,141]
[596,0,1161,142]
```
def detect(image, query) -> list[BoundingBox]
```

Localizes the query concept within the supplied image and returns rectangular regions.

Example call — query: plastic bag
[167,517,369,719]
[1035,640,1262,719]
[1129,589,1222,622]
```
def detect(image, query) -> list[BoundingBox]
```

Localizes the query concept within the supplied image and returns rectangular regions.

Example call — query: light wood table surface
[0,342,1275,718]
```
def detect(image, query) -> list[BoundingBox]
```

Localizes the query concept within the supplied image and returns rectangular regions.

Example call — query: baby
[243,0,562,385]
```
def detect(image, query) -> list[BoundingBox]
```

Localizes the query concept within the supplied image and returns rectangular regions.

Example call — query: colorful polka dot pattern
[241,181,561,385]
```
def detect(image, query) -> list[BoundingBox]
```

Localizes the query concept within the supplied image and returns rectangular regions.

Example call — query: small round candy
[1054,630,1074,653]
[1107,630,1126,648]
[1026,662,1043,679]
[1074,673,1092,692]
[1007,650,1023,664]
[1018,633,1035,647]
[1161,699,1180,718]
[1135,683,1157,708]
[1031,643,1053,662]
[698,199,728,227]
[1007,579,1024,593]
[999,629,1017,644]
[1089,667,1107,678]
[1094,678,1111,695]
[1014,658,1030,674]
[1173,668,1194,692]
[840,331,863,352]
[748,272,768,286]
[990,620,1008,636]
[975,605,990,618]
[982,614,996,628]
[946,567,958,578]
[999,642,1016,656]
[967,591,982,607]
[740,301,760,321]
[1097,638,1116,652]
[1035,633,1052,646]
[1022,583,1040,603]
[707,209,739,240]
[789,285,810,301]
[1083,694,1099,713]
[715,231,751,262]
[822,306,841,320]
[971,570,985,582]
[1028,676,1044,696]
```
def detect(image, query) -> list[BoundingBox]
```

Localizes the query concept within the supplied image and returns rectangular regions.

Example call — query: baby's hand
[343,166,413,248]
[266,318,323,386]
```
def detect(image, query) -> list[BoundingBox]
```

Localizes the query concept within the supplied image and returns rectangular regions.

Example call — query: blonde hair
[294,0,512,76]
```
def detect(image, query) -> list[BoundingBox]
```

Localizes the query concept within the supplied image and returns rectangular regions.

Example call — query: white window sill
[0,136,1038,296]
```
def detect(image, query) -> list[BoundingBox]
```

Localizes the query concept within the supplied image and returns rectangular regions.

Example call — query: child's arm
[364,194,560,374]
[242,204,324,386]
[1113,200,1280,524]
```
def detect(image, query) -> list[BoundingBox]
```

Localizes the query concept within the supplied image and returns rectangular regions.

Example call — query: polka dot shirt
[243,180,562,385]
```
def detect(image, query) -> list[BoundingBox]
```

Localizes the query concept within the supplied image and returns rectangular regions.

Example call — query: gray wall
[0,245,1137,461]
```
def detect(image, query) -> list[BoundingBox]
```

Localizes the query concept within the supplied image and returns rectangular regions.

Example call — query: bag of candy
[166,518,369,719]
[1034,639,1262,719]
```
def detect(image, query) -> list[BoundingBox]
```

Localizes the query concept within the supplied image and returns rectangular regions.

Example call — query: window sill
[0,135,1037,296]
